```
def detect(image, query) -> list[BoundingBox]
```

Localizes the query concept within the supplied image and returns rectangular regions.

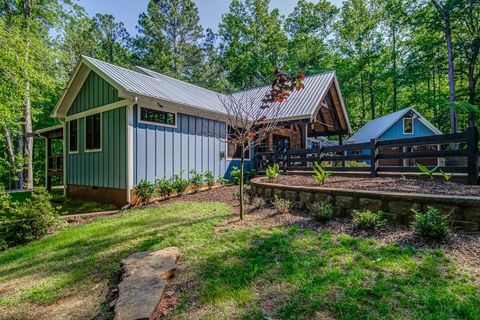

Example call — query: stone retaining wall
[250,177,480,231]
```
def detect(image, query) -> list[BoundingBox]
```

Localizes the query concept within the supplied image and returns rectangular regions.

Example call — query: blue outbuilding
[347,107,443,166]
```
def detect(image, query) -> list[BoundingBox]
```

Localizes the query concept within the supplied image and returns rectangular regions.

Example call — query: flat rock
[114,267,167,320]
[114,247,180,320]
[122,246,180,279]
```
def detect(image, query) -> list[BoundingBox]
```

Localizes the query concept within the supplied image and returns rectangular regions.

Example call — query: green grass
[0,201,478,320]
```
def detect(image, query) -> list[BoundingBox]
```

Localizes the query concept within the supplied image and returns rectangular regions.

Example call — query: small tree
[222,68,305,219]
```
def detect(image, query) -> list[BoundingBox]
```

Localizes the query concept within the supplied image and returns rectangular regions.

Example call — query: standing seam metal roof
[83,56,340,121]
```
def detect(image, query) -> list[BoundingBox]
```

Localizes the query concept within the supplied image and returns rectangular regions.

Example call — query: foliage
[266,163,279,182]
[172,170,190,195]
[307,201,334,222]
[352,210,386,231]
[155,177,175,198]
[411,207,450,241]
[229,166,256,185]
[233,188,249,204]
[313,162,333,185]
[0,187,62,248]
[250,196,267,210]
[416,164,438,180]
[204,170,216,188]
[440,170,454,182]
[189,169,204,192]
[273,196,292,214]
[134,179,156,205]
[217,174,228,185]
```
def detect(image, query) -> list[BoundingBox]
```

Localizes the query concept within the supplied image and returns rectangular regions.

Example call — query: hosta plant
[266,163,279,182]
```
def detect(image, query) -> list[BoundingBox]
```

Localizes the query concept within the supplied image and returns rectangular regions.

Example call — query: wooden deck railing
[254,126,479,185]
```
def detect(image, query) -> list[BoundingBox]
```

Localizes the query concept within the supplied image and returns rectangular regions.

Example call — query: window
[69,119,78,153]
[85,113,101,151]
[227,126,250,159]
[403,118,414,134]
[139,107,176,127]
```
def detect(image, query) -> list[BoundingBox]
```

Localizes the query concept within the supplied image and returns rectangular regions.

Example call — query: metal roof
[60,56,348,125]
[347,107,442,143]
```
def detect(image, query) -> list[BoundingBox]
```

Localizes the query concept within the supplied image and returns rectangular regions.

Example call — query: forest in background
[0,0,479,189]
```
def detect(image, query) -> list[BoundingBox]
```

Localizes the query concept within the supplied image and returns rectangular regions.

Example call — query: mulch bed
[264,175,480,197]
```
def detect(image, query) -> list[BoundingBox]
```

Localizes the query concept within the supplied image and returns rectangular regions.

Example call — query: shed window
[227,126,250,159]
[69,119,78,153]
[139,107,175,126]
[403,118,413,134]
[85,113,101,151]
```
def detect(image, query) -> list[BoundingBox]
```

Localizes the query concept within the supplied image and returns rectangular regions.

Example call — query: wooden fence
[254,126,480,185]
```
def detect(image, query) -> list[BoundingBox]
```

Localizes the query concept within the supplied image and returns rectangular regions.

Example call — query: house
[35,56,351,206]
[347,107,442,166]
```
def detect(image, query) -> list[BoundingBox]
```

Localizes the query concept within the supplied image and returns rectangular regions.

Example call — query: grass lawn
[0,198,479,319]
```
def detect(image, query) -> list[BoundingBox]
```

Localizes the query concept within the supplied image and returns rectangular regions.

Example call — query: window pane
[69,120,78,152]
[140,107,175,126]
[404,118,413,134]
[86,113,101,150]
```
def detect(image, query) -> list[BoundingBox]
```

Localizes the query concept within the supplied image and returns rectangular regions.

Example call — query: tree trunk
[2,127,15,169]
[360,74,366,124]
[392,24,398,111]
[368,74,375,119]
[17,132,24,190]
[444,14,457,133]
[239,148,245,220]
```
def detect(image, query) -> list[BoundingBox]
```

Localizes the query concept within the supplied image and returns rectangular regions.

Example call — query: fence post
[317,143,323,164]
[370,138,378,177]
[467,125,479,185]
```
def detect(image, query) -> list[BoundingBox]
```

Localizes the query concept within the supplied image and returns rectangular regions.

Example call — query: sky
[77,0,343,36]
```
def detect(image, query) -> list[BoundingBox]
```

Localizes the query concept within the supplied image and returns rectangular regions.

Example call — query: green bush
[0,187,62,248]
[233,189,249,204]
[204,171,215,188]
[250,196,266,209]
[155,177,174,198]
[307,202,334,222]
[173,170,189,195]
[134,179,156,205]
[189,169,204,192]
[273,196,292,214]
[352,210,386,231]
[411,207,450,240]
[230,166,256,185]
[266,163,279,182]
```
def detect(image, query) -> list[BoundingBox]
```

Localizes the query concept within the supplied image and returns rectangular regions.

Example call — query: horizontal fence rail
[254,126,480,185]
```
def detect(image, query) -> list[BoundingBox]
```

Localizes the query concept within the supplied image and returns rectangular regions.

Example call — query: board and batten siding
[67,106,127,189]
[133,106,227,185]
[67,71,120,116]
[380,116,435,140]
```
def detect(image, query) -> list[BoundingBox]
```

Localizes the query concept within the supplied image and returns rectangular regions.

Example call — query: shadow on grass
[179,227,480,320]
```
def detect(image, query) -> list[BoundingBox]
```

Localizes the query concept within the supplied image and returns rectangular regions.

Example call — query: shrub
[173,170,189,195]
[273,196,292,214]
[217,174,228,185]
[411,207,450,240]
[313,162,333,185]
[189,169,204,192]
[250,196,266,209]
[134,179,156,205]
[266,163,279,182]
[352,210,386,231]
[230,166,256,185]
[233,189,249,204]
[155,177,174,198]
[0,187,62,248]
[204,171,215,188]
[307,202,334,222]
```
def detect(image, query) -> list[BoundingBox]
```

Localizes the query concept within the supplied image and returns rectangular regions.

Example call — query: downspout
[124,96,137,210]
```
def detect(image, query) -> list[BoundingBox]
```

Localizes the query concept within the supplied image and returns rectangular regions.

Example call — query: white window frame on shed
[403,117,414,134]
[84,112,102,153]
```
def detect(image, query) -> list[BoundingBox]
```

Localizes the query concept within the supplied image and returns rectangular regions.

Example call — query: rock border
[250,177,480,231]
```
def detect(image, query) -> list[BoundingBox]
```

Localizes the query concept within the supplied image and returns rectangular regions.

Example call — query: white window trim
[85,112,102,153]
[68,119,79,154]
[137,106,177,128]
[403,117,414,134]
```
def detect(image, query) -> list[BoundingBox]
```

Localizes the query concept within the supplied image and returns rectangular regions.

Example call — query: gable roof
[347,107,442,143]
[53,56,350,131]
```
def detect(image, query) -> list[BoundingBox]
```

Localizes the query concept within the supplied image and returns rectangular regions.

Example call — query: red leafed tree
[222,68,305,220]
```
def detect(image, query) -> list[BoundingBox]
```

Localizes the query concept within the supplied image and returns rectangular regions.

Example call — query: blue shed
[40,56,351,206]
[347,107,442,166]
